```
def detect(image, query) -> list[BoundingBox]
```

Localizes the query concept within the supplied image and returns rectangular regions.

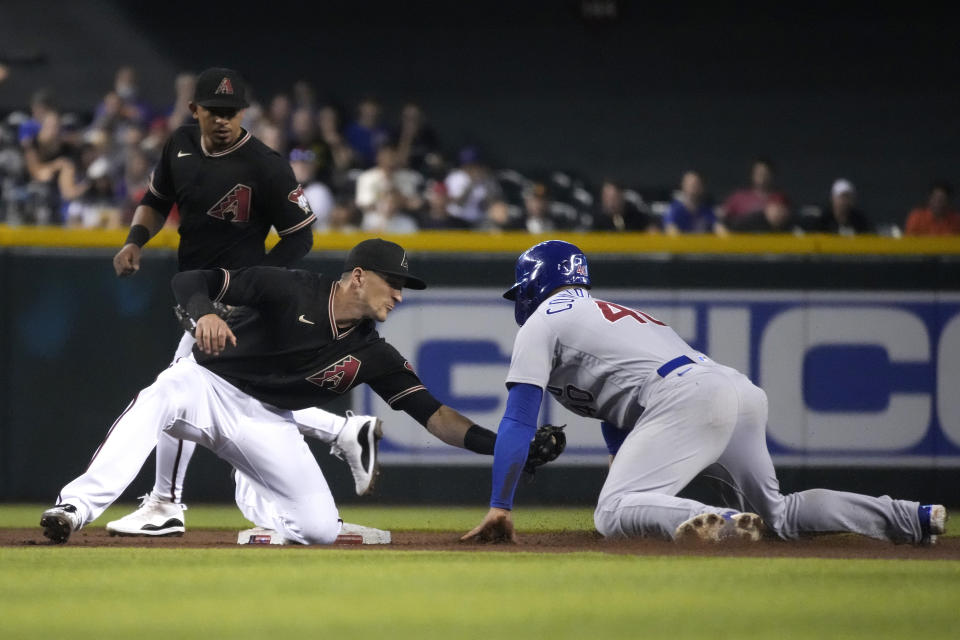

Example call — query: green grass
[2,504,958,639]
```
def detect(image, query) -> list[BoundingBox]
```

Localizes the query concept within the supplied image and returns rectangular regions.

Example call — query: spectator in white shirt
[444,146,501,226]
[361,188,419,234]
[354,142,423,218]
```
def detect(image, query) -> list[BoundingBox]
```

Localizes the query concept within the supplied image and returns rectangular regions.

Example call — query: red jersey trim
[387,385,426,406]
[327,281,359,341]
[147,171,173,201]
[200,130,252,157]
[277,214,316,236]
[327,282,339,338]
[337,324,358,340]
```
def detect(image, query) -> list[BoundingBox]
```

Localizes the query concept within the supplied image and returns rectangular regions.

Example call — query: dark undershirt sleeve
[138,134,175,216]
[140,189,174,217]
[366,344,441,427]
[392,388,443,427]
[172,269,225,319]
[261,225,313,267]
[172,266,294,321]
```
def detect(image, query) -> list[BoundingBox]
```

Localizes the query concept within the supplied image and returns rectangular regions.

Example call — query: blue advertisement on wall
[359,288,960,467]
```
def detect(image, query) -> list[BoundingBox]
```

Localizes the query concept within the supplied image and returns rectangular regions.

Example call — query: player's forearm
[262,226,313,267]
[490,416,536,510]
[425,405,496,452]
[126,205,167,244]
[425,406,472,447]
[489,383,543,510]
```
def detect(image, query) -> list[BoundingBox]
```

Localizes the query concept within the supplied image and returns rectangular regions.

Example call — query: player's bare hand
[460,507,517,544]
[113,244,141,277]
[195,314,237,356]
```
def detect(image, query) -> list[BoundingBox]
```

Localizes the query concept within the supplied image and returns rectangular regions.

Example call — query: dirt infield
[3,528,958,559]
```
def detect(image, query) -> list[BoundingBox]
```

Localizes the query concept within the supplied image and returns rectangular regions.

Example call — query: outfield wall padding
[1,241,958,505]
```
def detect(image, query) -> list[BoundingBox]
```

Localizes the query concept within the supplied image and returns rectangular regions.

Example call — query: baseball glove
[173,301,234,337]
[524,423,567,475]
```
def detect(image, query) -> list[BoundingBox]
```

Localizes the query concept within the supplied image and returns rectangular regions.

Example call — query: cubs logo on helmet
[563,254,588,278]
[503,240,591,326]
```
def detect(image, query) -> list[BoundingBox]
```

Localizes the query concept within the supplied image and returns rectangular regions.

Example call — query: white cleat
[40,504,83,544]
[330,413,383,496]
[919,504,948,545]
[106,494,187,537]
[675,511,765,542]
[929,505,948,535]
[236,522,392,545]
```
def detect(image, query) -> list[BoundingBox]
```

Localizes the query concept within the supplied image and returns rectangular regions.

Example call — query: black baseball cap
[193,67,249,109]
[344,238,427,290]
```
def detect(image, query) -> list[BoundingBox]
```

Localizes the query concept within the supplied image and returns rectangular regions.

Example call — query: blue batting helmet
[503,240,591,326]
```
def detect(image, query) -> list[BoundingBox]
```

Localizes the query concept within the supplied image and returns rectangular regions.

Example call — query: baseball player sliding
[41,239,515,544]
[108,66,377,536]
[463,240,948,544]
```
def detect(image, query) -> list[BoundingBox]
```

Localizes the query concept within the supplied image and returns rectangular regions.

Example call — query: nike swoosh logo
[177,151,192,158]
[676,366,693,377]
[298,314,315,325]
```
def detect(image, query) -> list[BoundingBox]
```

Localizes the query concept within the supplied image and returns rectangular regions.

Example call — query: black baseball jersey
[141,125,316,271]
[173,266,439,418]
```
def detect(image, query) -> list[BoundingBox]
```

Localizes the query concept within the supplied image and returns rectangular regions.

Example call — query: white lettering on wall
[762,307,930,451]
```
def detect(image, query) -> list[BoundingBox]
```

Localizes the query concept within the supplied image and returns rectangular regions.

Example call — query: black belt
[657,355,695,377]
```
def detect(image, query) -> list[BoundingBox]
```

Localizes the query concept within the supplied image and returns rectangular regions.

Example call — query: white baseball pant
[151,332,348,503]
[593,362,924,543]
[57,356,342,544]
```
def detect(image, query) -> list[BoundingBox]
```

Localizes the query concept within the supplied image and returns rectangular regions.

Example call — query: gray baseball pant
[593,363,923,543]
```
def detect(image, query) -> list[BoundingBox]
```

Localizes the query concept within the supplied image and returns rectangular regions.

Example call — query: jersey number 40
[595,300,666,326]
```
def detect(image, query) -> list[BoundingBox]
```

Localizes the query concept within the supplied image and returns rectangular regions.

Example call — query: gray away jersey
[506,288,703,428]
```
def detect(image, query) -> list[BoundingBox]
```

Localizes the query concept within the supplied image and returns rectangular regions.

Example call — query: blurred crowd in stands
[2,65,959,236]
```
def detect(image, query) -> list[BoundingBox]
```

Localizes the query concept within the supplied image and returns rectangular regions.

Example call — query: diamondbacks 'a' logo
[400,252,409,269]
[215,77,234,95]
[288,185,312,214]
[306,355,361,393]
[208,184,252,222]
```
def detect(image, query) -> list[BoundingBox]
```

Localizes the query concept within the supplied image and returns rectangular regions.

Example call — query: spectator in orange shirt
[904,180,960,236]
